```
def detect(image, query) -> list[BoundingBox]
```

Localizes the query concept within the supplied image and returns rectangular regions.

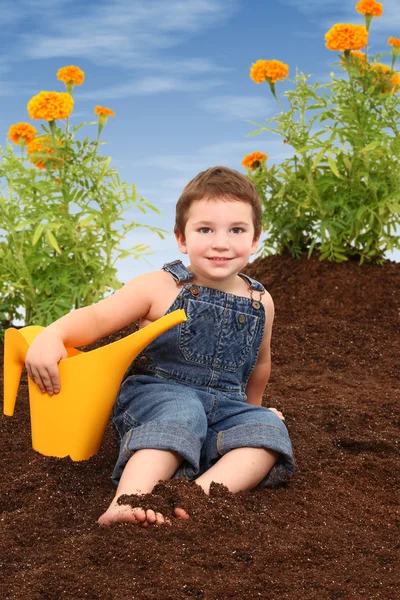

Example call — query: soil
[1,251,399,600]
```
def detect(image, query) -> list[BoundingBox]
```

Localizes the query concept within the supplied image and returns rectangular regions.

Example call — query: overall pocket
[179,298,261,371]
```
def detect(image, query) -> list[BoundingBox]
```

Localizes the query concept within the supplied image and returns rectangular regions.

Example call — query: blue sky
[1,0,399,286]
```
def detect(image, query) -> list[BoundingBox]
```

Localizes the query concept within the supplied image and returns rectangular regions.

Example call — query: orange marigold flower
[57,66,85,86]
[341,50,369,72]
[350,51,368,62]
[391,72,400,87]
[250,60,288,84]
[27,91,74,121]
[388,37,400,48]
[356,0,383,17]
[371,63,391,75]
[8,122,37,146]
[94,106,115,117]
[242,152,268,170]
[325,24,368,52]
[370,63,400,93]
[27,136,63,170]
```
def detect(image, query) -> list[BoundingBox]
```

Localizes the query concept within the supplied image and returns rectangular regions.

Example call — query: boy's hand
[268,407,285,421]
[25,333,68,396]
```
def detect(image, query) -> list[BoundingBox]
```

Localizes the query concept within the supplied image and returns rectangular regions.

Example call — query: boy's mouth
[207,257,232,261]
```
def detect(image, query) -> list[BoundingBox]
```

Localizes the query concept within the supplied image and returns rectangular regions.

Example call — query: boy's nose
[211,235,230,249]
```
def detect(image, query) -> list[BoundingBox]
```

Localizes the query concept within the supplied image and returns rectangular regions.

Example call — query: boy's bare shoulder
[125,269,174,289]
[141,269,178,290]
[261,289,274,318]
[137,269,182,328]
[262,288,274,305]
[124,269,179,307]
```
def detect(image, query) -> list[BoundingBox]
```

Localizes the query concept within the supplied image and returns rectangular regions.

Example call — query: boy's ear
[250,235,260,255]
[175,230,188,254]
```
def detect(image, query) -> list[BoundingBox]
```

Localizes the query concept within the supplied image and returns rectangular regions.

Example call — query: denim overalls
[112,260,296,487]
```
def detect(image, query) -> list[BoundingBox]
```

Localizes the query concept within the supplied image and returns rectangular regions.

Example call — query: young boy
[25,166,296,526]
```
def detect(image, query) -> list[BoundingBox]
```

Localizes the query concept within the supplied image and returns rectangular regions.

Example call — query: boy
[25,166,296,526]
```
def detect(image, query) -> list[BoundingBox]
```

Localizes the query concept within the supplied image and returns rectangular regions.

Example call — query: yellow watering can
[3,309,186,461]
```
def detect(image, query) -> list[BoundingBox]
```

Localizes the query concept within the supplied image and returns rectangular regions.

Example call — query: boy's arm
[25,271,157,395]
[45,271,155,347]
[245,292,274,406]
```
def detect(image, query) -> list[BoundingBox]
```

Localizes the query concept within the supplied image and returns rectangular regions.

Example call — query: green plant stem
[90,126,102,168]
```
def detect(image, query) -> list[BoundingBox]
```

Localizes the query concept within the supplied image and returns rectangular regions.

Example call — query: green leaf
[78,215,95,227]
[45,229,62,254]
[97,156,111,186]
[342,156,352,172]
[117,251,132,260]
[32,224,44,246]
[327,155,342,179]
[312,148,326,170]
[360,141,380,154]
[246,129,267,137]
[274,186,286,199]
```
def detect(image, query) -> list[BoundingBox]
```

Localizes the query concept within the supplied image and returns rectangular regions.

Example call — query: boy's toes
[145,509,157,524]
[132,507,147,523]
[174,507,190,520]
[146,510,170,526]
[156,512,171,526]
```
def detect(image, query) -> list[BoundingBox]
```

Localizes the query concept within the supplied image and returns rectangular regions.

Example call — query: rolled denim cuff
[217,422,296,488]
[111,422,202,486]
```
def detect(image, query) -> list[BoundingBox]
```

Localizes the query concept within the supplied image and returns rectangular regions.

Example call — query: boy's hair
[174,166,262,240]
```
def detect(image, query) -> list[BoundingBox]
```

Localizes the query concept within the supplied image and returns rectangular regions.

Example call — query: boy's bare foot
[174,507,189,520]
[97,499,190,526]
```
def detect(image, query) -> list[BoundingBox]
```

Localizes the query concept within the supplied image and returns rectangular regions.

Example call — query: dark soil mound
[1,252,399,600]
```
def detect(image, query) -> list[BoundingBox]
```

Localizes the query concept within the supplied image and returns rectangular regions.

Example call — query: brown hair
[174,166,262,240]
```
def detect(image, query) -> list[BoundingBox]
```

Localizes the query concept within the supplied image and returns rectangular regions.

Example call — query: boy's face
[175,197,260,283]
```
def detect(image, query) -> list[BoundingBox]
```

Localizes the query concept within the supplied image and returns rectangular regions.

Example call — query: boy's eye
[197,227,245,234]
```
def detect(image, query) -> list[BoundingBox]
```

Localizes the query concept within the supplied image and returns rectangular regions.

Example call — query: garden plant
[0,66,167,339]
[242,0,400,264]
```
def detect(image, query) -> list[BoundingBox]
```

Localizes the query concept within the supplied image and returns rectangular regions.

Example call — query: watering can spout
[3,309,186,460]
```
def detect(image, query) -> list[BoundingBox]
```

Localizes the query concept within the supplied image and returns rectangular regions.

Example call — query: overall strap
[238,272,265,292]
[162,260,194,284]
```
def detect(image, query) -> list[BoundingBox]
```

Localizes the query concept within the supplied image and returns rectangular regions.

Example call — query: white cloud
[0,80,38,97]
[283,0,400,35]
[198,95,276,120]
[134,138,294,173]
[15,0,240,68]
[0,0,239,102]
[78,76,226,100]
[122,138,294,208]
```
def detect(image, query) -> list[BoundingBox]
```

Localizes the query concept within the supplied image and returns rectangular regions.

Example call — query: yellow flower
[341,50,369,72]
[250,60,288,84]
[372,63,391,75]
[325,24,368,52]
[355,0,383,17]
[94,105,115,131]
[57,66,84,93]
[8,122,37,146]
[242,152,268,170]
[27,91,74,121]
[371,63,400,93]
[388,37,400,48]
[27,136,63,170]
[388,37,400,69]
[350,51,368,62]
[94,106,115,117]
